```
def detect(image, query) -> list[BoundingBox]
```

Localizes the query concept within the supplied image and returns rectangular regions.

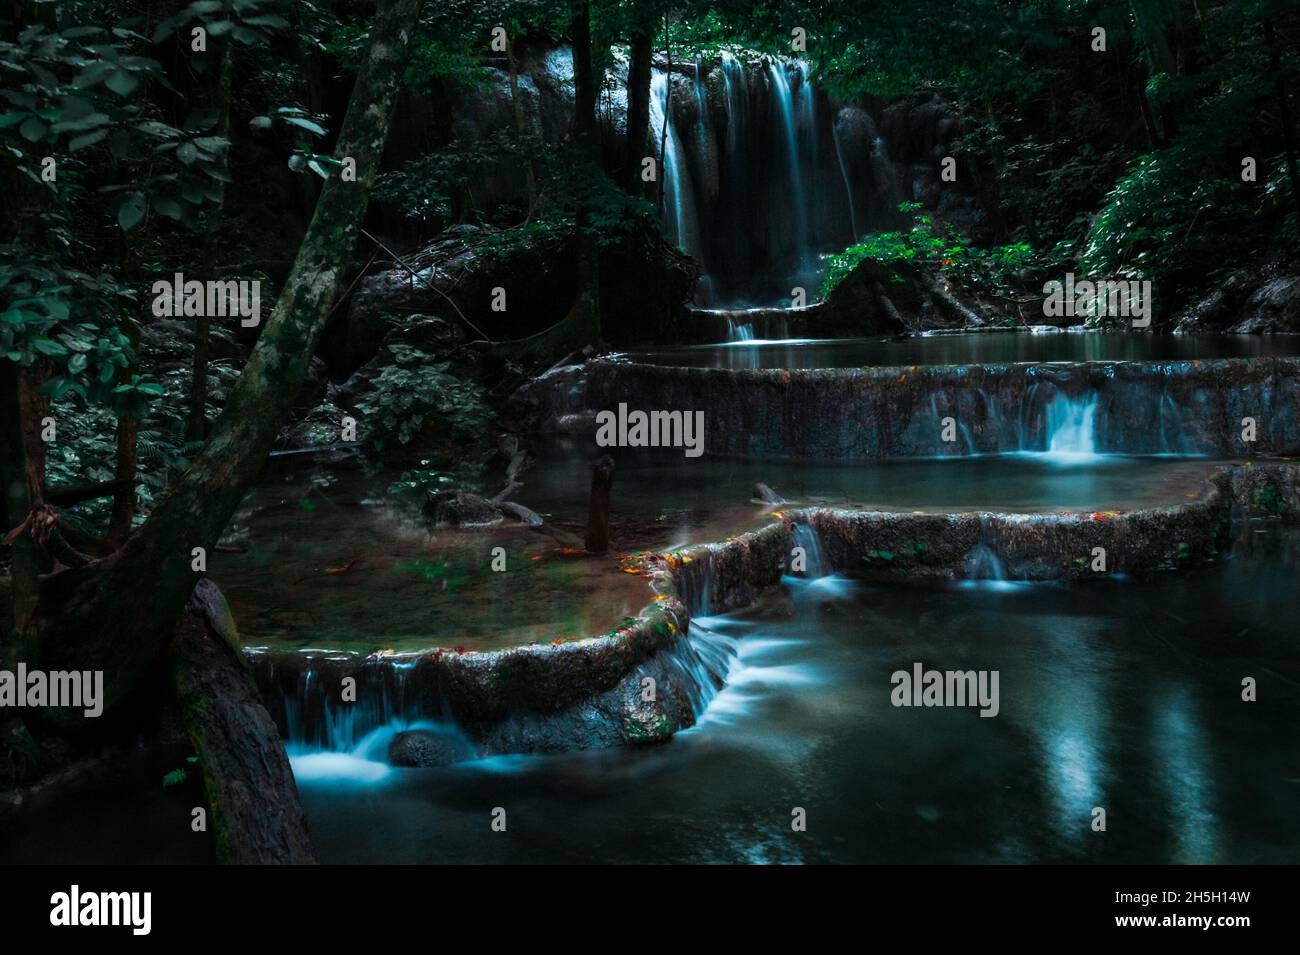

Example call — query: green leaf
[32,337,69,357]
[105,68,139,98]
[68,128,108,151]
[281,116,327,137]
[118,192,147,231]
[176,141,198,165]
[18,115,45,142]
[152,196,184,220]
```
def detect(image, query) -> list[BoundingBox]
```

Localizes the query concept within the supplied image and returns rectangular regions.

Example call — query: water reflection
[628,332,1300,370]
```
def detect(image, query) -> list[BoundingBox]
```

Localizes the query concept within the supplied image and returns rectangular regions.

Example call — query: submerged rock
[423,491,503,527]
[388,729,471,768]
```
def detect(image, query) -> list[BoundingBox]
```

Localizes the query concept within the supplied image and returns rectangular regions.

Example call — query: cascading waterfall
[652,55,870,305]
[667,621,739,719]
[726,319,756,342]
[1043,394,1099,460]
[649,70,705,286]
[965,543,1008,582]
[767,61,810,265]
[791,522,827,578]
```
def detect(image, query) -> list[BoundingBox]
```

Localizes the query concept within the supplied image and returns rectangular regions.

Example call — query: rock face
[338,224,695,353]
[520,357,1300,460]
[1174,273,1300,334]
[879,93,985,236]
[1233,277,1300,333]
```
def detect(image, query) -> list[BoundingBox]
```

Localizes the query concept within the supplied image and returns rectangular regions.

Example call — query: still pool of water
[626,331,1300,370]
[292,524,1300,864]
[211,456,1229,652]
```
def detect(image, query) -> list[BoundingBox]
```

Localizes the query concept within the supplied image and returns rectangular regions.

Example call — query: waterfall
[1044,394,1099,460]
[655,55,870,305]
[965,543,1007,581]
[767,61,810,259]
[649,70,704,269]
[832,118,860,241]
[791,522,827,578]
[726,319,755,342]
[668,621,739,719]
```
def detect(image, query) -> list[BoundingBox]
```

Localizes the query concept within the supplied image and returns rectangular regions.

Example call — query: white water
[649,70,703,266]
[1043,394,1100,462]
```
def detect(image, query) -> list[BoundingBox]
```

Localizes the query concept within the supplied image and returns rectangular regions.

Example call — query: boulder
[388,729,472,768]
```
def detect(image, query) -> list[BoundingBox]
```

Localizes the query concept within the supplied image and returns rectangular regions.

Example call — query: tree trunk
[507,36,538,217]
[1,365,47,662]
[30,0,424,719]
[1265,21,1300,222]
[170,580,316,864]
[187,40,234,446]
[568,0,601,342]
[584,454,614,553]
[623,14,653,195]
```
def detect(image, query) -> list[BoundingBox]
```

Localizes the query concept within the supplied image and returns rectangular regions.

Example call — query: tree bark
[170,580,316,864]
[585,454,614,553]
[568,0,601,342]
[2,364,46,663]
[30,0,424,719]
[507,35,538,217]
[623,13,653,195]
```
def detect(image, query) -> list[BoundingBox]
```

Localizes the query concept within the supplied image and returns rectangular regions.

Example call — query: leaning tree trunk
[171,580,316,864]
[30,0,423,720]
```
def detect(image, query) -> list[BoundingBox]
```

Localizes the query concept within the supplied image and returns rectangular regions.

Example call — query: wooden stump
[585,454,615,554]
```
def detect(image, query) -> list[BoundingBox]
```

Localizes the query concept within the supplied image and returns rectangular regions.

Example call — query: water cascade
[651,56,893,306]
[791,522,827,578]
[1042,394,1100,461]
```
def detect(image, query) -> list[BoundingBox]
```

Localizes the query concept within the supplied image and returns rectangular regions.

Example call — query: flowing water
[649,57,865,305]
[280,524,1300,864]
[9,523,1295,864]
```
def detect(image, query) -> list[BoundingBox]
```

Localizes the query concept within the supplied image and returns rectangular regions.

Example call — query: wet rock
[1233,277,1300,333]
[520,357,1300,459]
[388,729,468,768]
[499,501,544,526]
[423,491,503,527]
[752,482,783,505]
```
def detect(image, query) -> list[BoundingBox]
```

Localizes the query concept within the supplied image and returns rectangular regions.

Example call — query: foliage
[353,344,493,448]
[389,461,458,498]
[819,202,1051,300]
